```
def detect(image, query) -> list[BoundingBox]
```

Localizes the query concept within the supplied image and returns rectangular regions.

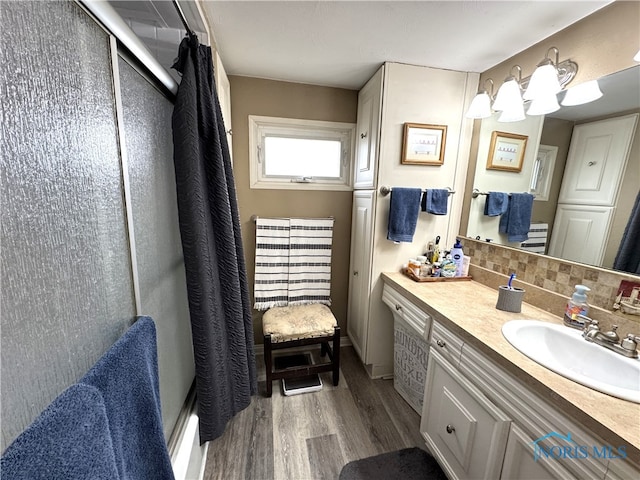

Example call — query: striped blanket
[254,217,333,310]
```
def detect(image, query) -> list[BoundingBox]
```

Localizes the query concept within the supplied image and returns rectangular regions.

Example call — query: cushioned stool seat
[263,304,340,396]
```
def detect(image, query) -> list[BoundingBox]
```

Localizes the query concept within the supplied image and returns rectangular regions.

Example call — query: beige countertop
[381,272,640,465]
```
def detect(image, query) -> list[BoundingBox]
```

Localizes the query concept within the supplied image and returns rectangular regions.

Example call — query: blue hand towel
[79,316,175,480]
[421,189,449,215]
[387,187,422,242]
[499,193,535,243]
[483,192,509,216]
[1,384,120,480]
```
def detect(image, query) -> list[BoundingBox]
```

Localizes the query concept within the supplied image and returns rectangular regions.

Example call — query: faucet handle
[622,333,640,353]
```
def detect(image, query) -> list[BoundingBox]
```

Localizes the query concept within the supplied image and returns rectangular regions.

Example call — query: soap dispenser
[564,285,591,329]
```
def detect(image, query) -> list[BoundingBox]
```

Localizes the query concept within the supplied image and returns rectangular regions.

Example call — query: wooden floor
[203,346,425,480]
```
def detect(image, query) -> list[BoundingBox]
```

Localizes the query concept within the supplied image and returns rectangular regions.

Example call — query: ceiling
[200,0,613,90]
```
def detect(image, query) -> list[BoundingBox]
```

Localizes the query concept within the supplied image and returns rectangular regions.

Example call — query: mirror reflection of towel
[499,193,535,242]
[421,189,449,215]
[387,188,422,243]
[484,192,509,216]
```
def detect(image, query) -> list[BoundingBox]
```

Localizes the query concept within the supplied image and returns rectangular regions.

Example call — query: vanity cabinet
[421,349,510,479]
[353,66,383,190]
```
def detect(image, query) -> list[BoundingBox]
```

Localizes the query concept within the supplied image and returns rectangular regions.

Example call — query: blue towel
[484,192,509,216]
[387,188,422,242]
[421,189,449,215]
[79,316,175,480]
[499,193,535,243]
[1,384,120,479]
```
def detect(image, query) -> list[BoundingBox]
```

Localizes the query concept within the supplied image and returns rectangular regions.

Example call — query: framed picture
[486,131,528,172]
[401,123,447,165]
[530,144,558,201]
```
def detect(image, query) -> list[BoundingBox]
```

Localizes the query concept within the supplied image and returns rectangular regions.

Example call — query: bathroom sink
[502,320,640,403]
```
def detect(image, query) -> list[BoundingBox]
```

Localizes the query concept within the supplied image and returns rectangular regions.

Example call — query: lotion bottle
[450,239,464,277]
[564,285,590,329]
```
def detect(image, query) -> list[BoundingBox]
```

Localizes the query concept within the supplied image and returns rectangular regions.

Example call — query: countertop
[381,272,640,465]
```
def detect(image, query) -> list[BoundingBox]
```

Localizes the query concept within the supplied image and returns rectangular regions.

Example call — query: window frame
[248,115,355,190]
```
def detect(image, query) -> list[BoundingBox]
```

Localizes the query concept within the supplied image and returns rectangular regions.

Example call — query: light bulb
[466,92,492,119]
[498,102,526,122]
[493,79,522,112]
[524,63,561,101]
[561,80,603,106]
[527,93,560,115]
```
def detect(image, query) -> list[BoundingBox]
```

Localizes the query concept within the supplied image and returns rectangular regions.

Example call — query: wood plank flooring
[203,346,425,480]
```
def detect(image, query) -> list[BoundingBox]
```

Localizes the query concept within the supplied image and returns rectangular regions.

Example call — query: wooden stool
[262,303,340,397]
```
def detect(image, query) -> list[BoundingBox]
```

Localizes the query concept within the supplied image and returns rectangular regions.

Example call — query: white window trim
[249,115,355,191]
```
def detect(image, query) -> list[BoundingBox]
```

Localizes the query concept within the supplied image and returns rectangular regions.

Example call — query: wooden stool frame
[263,326,340,397]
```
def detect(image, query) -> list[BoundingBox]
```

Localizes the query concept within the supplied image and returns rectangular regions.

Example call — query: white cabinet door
[548,204,614,265]
[421,350,510,480]
[347,190,375,361]
[558,114,638,206]
[353,67,383,189]
[501,424,573,480]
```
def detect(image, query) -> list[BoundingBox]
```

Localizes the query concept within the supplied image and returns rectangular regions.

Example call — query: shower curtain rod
[172,0,196,40]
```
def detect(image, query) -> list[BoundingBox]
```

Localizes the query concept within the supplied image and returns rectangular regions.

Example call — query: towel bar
[251,215,335,222]
[379,186,455,197]
[472,189,535,199]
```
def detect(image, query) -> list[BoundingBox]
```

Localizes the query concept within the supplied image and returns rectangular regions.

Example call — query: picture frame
[401,123,447,165]
[486,131,528,172]
[529,144,558,201]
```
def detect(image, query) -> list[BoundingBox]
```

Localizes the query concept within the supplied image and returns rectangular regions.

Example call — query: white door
[347,191,375,361]
[548,204,614,265]
[353,67,383,189]
[558,114,638,206]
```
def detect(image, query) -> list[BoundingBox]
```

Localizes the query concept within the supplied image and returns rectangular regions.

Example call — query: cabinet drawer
[421,350,510,480]
[430,320,463,367]
[382,284,431,338]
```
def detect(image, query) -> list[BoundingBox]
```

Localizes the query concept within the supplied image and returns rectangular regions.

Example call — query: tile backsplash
[460,237,639,312]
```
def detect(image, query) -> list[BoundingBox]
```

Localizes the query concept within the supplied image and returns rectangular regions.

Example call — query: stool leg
[320,342,328,357]
[264,334,273,397]
[332,326,340,386]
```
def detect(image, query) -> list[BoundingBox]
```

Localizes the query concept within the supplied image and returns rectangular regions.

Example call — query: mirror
[464,65,640,274]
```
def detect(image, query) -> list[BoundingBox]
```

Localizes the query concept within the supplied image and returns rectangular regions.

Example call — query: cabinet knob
[446,424,455,434]
[588,161,596,166]
[360,132,367,139]
[395,304,402,311]
[353,271,359,276]
[436,339,446,348]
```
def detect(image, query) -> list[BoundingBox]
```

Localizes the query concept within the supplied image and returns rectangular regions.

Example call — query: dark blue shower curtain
[171,36,257,443]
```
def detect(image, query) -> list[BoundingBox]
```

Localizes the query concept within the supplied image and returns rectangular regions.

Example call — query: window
[249,115,355,190]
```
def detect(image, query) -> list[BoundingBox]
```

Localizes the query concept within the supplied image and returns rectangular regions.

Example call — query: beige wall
[229,76,358,344]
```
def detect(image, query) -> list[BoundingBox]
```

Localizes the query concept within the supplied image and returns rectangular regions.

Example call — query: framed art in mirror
[401,122,447,165]
[486,131,528,172]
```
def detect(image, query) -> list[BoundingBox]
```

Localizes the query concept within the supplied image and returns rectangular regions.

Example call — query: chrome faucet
[580,316,638,359]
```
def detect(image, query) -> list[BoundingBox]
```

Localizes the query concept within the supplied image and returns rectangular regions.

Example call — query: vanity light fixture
[466,79,494,119]
[561,80,603,106]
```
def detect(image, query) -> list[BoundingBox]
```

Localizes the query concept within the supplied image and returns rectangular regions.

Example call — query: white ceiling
[201,0,613,90]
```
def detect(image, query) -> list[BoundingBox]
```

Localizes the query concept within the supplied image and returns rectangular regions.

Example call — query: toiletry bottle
[564,285,591,329]
[451,239,464,277]
[431,236,441,264]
